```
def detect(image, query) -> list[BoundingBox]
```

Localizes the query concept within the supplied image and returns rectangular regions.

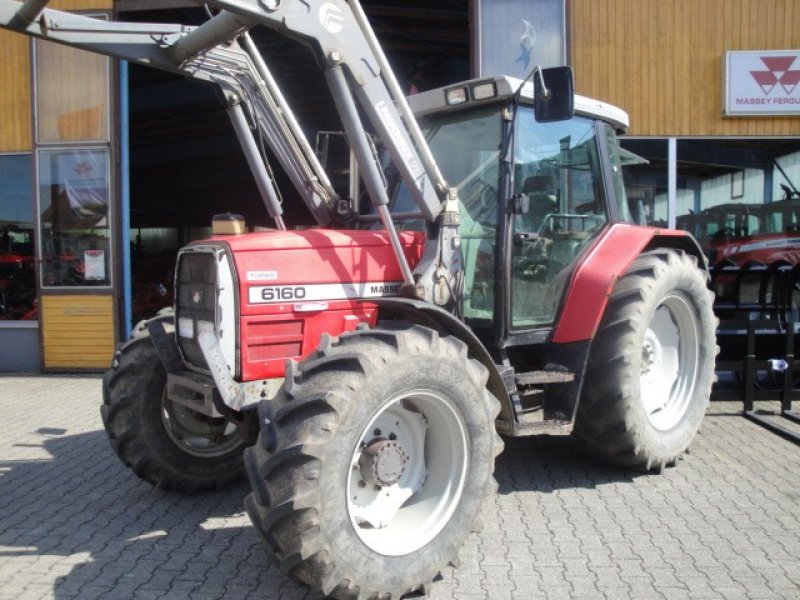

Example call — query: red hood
[210,228,425,253]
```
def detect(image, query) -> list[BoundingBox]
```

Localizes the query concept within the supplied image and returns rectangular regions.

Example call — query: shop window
[35,37,109,143]
[0,155,36,320]
[38,149,111,287]
[675,140,800,269]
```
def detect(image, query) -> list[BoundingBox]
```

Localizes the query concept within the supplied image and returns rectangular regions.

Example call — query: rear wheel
[244,322,503,599]
[101,317,247,491]
[574,249,717,470]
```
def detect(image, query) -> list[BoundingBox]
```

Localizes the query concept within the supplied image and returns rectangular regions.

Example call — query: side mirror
[534,66,575,123]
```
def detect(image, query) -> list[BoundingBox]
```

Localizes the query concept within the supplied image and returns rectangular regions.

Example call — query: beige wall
[0,32,32,152]
[41,295,116,369]
[570,0,800,136]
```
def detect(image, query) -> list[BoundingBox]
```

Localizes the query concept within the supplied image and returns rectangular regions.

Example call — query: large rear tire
[101,317,247,491]
[244,322,503,599]
[574,249,717,470]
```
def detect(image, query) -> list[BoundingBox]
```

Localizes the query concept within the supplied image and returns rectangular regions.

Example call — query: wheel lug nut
[358,480,366,488]
[373,428,382,436]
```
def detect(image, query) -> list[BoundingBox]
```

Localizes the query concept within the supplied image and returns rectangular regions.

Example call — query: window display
[38,149,111,287]
[0,155,36,320]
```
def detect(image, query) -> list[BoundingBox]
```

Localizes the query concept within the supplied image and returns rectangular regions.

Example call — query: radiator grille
[175,251,216,370]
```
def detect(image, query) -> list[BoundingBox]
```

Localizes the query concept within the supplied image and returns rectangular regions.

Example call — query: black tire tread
[244,322,503,599]
[102,318,246,492]
[574,249,718,470]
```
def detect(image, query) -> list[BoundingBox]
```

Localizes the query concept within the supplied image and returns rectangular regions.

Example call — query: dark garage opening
[121,2,470,322]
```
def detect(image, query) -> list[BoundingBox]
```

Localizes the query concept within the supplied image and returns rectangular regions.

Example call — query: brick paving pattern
[1,374,798,599]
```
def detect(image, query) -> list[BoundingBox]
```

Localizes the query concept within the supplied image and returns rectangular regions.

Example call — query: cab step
[515,370,575,386]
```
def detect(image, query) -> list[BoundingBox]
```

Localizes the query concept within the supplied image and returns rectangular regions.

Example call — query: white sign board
[723,50,800,116]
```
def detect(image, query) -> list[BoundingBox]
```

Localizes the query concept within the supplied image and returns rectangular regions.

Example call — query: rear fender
[375,298,515,427]
[552,223,707,344]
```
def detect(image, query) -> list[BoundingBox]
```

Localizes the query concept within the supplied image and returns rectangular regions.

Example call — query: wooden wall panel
[570,0,800,136]
[51,0,113,10]
[0,31,31,152]
[41,295,116,369]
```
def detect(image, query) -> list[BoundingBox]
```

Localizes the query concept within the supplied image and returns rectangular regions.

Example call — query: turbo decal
[246,270,279,281]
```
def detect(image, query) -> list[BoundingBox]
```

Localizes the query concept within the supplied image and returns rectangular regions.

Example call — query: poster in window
[477,0,565,78]
[84,250,105,281]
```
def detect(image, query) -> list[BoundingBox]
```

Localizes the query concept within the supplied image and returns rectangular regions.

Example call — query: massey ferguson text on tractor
[0,1,717,598]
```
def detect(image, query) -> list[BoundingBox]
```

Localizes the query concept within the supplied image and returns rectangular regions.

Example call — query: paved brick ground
[1,374,799,600]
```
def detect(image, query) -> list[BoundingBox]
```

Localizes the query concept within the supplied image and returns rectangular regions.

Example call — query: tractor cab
[386,75,633,342]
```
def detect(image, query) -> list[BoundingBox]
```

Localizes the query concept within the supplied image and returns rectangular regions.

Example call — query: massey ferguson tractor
[1,1,717,598]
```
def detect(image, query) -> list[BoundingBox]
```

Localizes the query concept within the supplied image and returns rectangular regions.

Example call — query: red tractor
[682,187,800,267]
[2,1,717,598]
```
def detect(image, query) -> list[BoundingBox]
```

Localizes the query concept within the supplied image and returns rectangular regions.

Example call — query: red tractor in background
[679,183,800,267]
[678,183,800,313]
[1,1,717,598]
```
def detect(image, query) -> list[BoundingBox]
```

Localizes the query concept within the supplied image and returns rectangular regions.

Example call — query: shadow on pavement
[0,423,645,597]
[495,434,640,494]
[0,428,316,599]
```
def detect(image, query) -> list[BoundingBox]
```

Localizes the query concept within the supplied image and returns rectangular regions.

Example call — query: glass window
[619,139,669,227]
[0,155,36,320]
[35,38,109,143]
[38,149,111,287]
[675,140,800,269]
[381,104,503,323]
[477,0,565,78]
[605,125,633,223]
[510,112,607,328]
[774,151,800,202]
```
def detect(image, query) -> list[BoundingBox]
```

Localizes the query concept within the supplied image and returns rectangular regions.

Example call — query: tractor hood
[181,228,426,381]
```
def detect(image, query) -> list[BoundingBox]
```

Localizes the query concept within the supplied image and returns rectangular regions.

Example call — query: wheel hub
[641,333,660,375]
[347,393,468,556]
[359,439,409,487]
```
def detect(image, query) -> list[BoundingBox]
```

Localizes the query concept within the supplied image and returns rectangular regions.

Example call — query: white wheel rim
[346,390,468,556]
[639,294,700,431]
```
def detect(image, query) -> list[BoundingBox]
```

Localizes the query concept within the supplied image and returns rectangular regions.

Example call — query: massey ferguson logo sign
[724,50,800,116]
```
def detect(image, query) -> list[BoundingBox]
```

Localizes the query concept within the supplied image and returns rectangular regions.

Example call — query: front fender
[375,297,514,427]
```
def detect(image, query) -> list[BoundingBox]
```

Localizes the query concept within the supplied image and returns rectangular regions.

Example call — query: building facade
[571,0,800,245]
[0,0,116,371]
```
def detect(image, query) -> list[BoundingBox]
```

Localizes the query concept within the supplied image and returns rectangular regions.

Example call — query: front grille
[175,251,217,370]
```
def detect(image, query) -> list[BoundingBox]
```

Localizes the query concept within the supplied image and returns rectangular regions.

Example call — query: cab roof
[406,74,630,133]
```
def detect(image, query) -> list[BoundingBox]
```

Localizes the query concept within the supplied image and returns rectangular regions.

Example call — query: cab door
[509,114,611,331]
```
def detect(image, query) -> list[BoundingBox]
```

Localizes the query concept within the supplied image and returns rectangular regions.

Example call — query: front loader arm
[1,0,462,303]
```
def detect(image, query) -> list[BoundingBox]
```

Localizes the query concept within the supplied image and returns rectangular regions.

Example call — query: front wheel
[574,248,717,470]
[101,317,247,491]
[244,322,503,599]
